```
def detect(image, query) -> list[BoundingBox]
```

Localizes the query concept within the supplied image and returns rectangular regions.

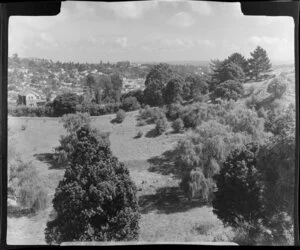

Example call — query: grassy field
[7,110,231,245]
[7,65,295,245]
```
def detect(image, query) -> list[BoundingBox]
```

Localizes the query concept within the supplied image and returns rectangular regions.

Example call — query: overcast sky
[9,0,294,63]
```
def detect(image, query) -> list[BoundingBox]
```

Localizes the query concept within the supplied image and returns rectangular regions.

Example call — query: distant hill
[272,60,294,66]
[136,61,210,66]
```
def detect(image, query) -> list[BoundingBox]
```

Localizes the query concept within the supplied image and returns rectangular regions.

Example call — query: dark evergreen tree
[163,78,184,104]
[227,52,249,78]
[45,126,140,244]
[143,79,165,107]
[213,143,264,227]
[209,60,245,91]
[248,46,272,81]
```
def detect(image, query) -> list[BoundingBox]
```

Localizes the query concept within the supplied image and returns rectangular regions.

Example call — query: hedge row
[8,101,141,117]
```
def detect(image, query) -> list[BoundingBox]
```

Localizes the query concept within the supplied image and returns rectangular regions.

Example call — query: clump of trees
[143,63,175,106]
[84,73,123,104]
[210,80,244,101]
[209,47,272,93]
[143,63,209,107]
[177,120,252,202]
[212,106,295,245]
[45,117,140,244]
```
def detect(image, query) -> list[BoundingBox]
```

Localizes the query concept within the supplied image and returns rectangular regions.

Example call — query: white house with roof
[17,89,46,107]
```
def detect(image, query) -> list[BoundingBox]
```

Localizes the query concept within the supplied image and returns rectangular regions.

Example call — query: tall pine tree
[248,46,272,81]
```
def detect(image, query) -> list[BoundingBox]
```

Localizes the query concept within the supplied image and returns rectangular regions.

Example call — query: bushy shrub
[245,94,260,110]
[177,121,251,201]
[267,76,287,99]
[257,118,295,218]
[8,160,48,212]
[8,105,54,117]
[45,126,140,244]
[155,117,169,135]
[224,106,266,142]
[115,109,126,123]
[139,106,165,124]
[136,119,147,127]
[121,89,144,105]
[172,118,184,133]
[180,105,202,129]
[264,104,295,136]
[60,112,91,133]
[230,212,293,245]
[213,143,264,227]
[76,103,121,116]
[165,103,183,120]
[121,96,141,112]
[54,112,93,167]
[53,92,80,116]
[257,107,267,118]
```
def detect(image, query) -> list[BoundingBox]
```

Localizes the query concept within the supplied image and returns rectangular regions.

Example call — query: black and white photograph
[6,0,296,245]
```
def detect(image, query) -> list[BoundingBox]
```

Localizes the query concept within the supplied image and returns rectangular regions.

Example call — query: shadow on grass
[138,186,206,214]
[147,149,181,178]
[7,206,36,218]
[145,128,158,138]
[34,153,62,170]
[110,118,120,124]
[133,134,143,139]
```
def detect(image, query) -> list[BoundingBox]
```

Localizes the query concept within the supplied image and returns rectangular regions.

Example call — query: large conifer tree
[248,46,272,81]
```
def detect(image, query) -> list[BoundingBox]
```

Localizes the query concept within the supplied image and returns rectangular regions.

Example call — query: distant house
[17,90,46,107]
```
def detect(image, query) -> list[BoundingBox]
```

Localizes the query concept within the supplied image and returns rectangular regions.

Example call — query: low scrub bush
[8,160,48,213]
[245,94,261,110]
[115,109,126,123]
[76,102,121,116]
[155,117,169,135]
[137,119,147,127]
[267,76,288,99]
[8,105,54,117]
[165,103,183,120]
[172,118,184,133]
[139,106,166,124]
[224,106,266,142]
